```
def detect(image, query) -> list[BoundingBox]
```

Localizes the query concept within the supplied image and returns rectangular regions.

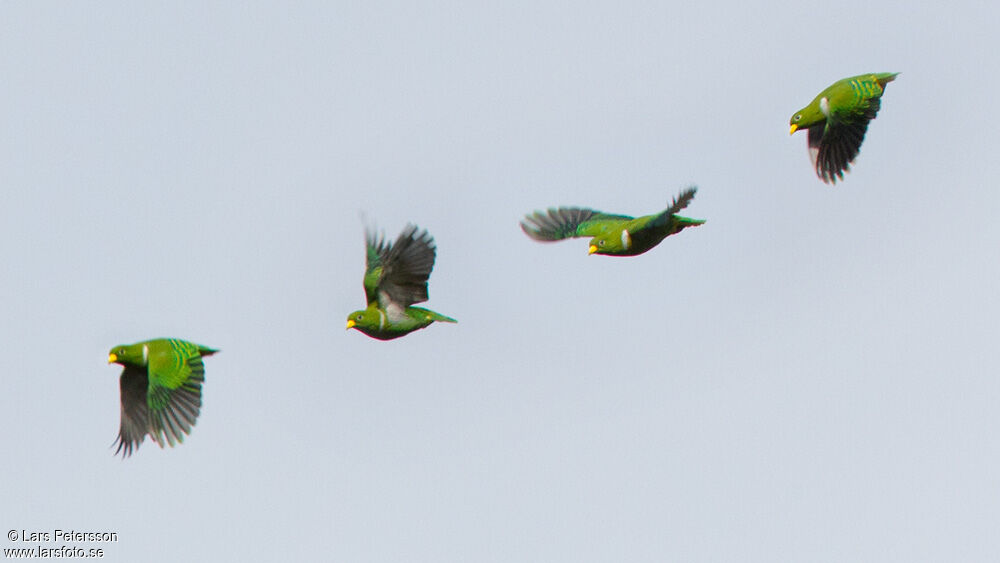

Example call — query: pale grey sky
[3,2,999,561]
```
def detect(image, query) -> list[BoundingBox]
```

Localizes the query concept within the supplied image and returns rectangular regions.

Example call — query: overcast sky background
[2,2,998,561]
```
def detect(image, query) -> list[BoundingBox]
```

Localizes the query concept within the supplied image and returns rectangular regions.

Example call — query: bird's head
[107,343,145,366]
[788,103,824,134]
[588,229,630,256]
[346,306,385,333]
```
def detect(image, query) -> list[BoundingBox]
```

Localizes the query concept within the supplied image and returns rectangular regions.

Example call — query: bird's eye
[794,114,801,121]
[599,240,605,246]
[356,314,363,321]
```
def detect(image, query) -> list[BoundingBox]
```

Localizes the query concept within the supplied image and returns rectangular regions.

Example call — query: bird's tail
[427,311,457,323]
[412,307,457,323]
[875,72,899,87]
[198,346,220,357]
[674,216,706,228]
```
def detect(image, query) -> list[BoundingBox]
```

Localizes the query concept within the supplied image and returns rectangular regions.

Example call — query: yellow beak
[789,124,798,135]
[346,320,355,330]
[107,353,117,364]
[588,245,598,255]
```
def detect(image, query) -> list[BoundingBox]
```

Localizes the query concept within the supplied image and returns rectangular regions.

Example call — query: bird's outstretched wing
[365,225,436,309]
[521,208,632,241]
[644,186,700,230]
[115,365,150,458]
[145,343,210,449]
[810,98,881,184]
[665,186,697,215]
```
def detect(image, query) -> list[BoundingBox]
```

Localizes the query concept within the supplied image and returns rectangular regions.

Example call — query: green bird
[520,186,705,256]
[346,224,456,340]
[107,338,217,457]
[789,72,899,184]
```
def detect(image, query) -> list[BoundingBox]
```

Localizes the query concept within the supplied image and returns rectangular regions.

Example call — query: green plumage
[520,186,705,256]
[107,338,218,457]
[347,224,456,340]
[789,72,898,184]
